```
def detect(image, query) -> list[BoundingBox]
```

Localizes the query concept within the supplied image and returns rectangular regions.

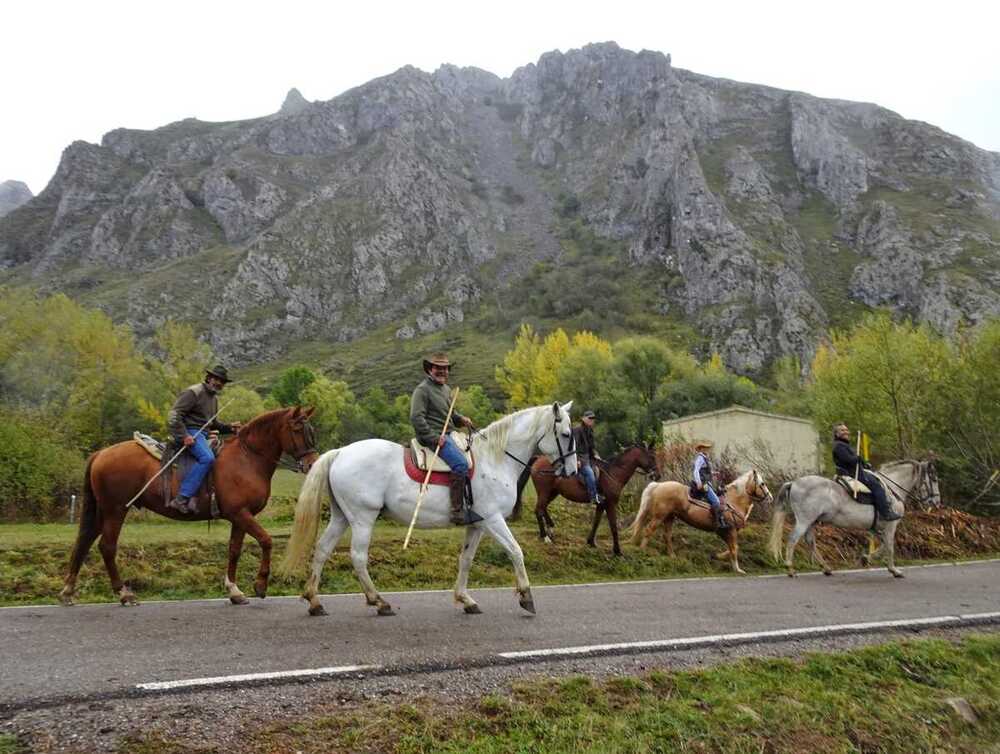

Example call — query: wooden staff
[403,387,460,550]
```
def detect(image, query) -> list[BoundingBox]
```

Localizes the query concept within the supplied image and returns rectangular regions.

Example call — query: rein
[875,463,933,505]
[237,419,317,474]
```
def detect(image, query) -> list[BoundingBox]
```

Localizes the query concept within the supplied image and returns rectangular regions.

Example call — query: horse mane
[726,468,754,492]
[475,405,550,464]
[239,407,294,443]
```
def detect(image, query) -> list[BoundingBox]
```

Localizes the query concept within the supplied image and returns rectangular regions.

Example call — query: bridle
[876,461,938,506]
[239,418,318,474]
[472,412,577,476]
[726,470,772,526]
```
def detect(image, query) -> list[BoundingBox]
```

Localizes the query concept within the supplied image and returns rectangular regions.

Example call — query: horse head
[726,468,772,524]
[279,406,320,472]
[538,401,577,477]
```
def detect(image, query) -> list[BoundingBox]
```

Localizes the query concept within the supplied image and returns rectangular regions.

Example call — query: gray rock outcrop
[0,180,33,217]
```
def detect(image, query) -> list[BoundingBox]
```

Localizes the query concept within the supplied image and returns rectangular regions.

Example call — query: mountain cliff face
[0,180,33,217]
[2,42,999,373]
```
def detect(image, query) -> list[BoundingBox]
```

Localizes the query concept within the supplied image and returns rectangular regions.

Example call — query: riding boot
[874,493,902,522]
[448,473,466,526]
[714,506,729,530]
[166,495,190,513]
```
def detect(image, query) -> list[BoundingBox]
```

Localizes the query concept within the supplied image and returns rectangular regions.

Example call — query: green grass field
[114,634,1000,754]
[3,468,998,606]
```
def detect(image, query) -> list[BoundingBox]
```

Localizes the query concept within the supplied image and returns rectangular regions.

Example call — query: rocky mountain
[2,42,999,375]
[0,180,33,217]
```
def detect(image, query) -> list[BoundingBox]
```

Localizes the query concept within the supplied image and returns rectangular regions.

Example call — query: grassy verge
[3,476,999,605]
[122,634,1000,753]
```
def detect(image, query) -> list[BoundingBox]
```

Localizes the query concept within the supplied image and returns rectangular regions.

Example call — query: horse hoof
[229,595,250,606]
[787,571,796,578]
[254,585,267,599]
[308,604,328,617]
[58,593,75,607]
[736,569,747,575]
[543,536,553,544]
[377,604,396,616]
[586,540,596,548]
[464,604,483,615]
[823,569,833,577]
[892,570,905,579]
[519,599,536,615]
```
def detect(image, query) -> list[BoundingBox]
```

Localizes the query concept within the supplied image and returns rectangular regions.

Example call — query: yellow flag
[861,432,871,462]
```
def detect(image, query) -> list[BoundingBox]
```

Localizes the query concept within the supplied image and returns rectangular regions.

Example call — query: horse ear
[562,400,574,413]
[304,406,316,419]
[291,406,302,419]
[552,402,560,417]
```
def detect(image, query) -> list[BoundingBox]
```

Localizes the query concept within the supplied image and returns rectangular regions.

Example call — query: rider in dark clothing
[832,423,901,522]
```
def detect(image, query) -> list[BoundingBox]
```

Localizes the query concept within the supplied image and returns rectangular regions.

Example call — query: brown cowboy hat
[422,352,452,373]
[694,440,713,449]
[205,364,232,383]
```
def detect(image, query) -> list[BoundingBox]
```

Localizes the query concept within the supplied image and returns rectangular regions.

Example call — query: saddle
[834,475,874,505]
[132,431,223,516]
[403,432,476,486]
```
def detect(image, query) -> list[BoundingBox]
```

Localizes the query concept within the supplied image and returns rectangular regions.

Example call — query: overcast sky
[3,0,998,195]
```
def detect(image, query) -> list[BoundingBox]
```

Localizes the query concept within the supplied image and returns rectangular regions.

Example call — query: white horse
[280,402,578,617]
[768,460,940,578]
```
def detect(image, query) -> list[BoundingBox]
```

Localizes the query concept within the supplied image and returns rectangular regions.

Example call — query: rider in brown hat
[165,364,242,513]
[409,353,475,524]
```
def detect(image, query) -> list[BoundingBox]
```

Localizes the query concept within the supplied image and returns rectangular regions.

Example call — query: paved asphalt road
[1,560,997,710]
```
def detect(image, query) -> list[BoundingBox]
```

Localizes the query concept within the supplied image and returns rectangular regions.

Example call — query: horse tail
[767,481,792,561]
[67,453,101,575]
[511,458,536,520]
[279,448,339,576]
[628,481,657,544]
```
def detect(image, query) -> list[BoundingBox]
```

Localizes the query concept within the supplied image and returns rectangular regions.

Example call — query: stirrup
[166,496,189,512]
[463,506,484,524]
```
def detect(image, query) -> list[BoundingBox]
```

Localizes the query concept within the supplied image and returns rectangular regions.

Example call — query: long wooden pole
[403,387,460,550]
[853,430,862,500]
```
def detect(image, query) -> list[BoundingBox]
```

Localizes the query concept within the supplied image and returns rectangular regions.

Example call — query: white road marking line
[497,612,1000,660]
[136,664,380,691]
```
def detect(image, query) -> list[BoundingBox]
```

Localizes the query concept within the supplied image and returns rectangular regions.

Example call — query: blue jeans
[438,436,469,476]
[703,484,721,510]
[580,463,598,501]
[179,430,215,498]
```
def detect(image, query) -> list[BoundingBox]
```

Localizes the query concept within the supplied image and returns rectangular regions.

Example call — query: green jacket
[410,377,466,447]
[167,382,234,443]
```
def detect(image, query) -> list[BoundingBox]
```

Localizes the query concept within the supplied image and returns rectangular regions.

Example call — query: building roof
[661,404,816,429]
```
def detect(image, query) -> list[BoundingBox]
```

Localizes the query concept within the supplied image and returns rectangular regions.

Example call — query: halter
[239,418,318,474]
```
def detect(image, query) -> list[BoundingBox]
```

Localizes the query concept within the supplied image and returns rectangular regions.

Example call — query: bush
[0,411,84,520]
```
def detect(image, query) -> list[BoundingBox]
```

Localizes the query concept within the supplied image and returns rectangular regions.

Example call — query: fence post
[69,494,76,525]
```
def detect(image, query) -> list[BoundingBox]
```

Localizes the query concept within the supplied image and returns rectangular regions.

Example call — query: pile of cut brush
[811,508,1000,564]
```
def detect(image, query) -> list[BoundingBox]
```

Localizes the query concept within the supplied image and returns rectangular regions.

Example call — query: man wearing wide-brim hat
[573,409,604,505]
[165,364,242,513]
[410,353,475,524]
[692,440,727,529]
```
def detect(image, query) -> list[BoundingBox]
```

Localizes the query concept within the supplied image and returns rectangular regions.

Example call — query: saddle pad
[835,475,871,495]
[134,431,164,460]
[409,432,473,472]
[403,443,476,486]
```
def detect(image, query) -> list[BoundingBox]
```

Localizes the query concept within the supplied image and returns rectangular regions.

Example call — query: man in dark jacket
[832,423,900,521]
[410,353,475,525]
[165,365,241,513]
[573,410,603,505]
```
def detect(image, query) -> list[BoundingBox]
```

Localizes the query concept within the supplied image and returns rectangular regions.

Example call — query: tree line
[2,286,997,518]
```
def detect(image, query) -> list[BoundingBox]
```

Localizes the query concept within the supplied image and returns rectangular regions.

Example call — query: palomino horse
[280,403,578,617]
[516,443,659,556]
[629,470,773,574]
[768,459,940,578]
[60,407,319,606]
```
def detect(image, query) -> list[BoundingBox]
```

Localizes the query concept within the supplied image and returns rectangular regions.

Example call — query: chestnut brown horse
[517,443,659,556]
[59,407,319,606]
[628,469,772,573]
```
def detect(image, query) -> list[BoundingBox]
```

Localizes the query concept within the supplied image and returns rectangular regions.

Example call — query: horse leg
[724,528,745,574]
[348,517,394,616]
[587,504,605,548]
[804,526,832,576]
[230,509,272,599]
[304,506,349,617]
[97,512,136,605]
[479,514,535,614]
[453,526,486,614]
[661,517,675,556]
[639,514,661,550]
[784,518,811,578]
[605,500,623,557]
[60,516,101,606]
[535,494,552,544]
[884,525,903,578]
[224,524,250,605]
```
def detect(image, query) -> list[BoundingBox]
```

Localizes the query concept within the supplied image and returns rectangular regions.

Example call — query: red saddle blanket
[402,445,476,486]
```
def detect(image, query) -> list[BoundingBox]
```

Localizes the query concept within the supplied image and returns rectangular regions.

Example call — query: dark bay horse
[517,443,659,556]
[60,407,318,606]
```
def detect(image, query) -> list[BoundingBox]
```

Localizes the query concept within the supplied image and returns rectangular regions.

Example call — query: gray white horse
[768,460,940,578]
[280,402,577,617]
